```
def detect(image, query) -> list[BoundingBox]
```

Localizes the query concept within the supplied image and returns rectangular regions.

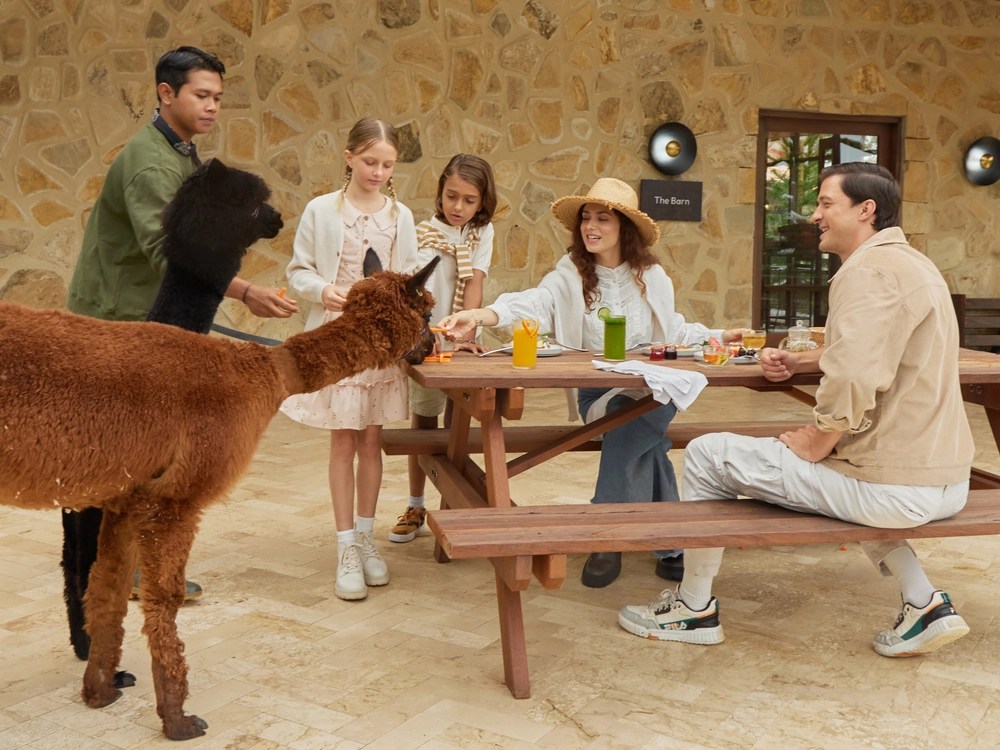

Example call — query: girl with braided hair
[281,117,418,600]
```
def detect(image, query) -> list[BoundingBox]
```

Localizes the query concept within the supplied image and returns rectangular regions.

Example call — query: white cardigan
[286,189,419,331]
[489,255,721,418]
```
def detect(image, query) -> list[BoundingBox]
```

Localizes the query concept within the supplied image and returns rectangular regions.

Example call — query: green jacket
[67,122,197,321]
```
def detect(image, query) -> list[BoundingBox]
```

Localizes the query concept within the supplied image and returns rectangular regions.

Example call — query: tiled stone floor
[2,386,999,749]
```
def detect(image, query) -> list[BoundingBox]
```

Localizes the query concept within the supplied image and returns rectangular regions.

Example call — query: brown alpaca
[0,257,437,741]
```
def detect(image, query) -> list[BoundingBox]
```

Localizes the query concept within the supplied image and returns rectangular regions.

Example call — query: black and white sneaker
[618,587,724,644]
[873,590,969,657]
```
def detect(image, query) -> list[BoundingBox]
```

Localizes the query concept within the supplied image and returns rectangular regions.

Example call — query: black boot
[655,553,685,582]
[581,552,621,588]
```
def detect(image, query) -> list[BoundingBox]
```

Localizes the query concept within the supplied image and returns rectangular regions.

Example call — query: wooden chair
[952,294,1000,352]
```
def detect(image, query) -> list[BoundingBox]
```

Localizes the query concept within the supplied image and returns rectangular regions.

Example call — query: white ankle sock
[679,577,713,612]
[355,516,375,534]
[408,496,425,509]
[678,551,720,611]
[882,546,936,606]
[337,529,356,548]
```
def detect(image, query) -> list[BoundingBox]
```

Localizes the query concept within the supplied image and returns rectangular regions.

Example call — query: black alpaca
[61,158,283,665]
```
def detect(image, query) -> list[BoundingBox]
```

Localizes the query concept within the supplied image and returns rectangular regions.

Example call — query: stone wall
[1,0,999,340]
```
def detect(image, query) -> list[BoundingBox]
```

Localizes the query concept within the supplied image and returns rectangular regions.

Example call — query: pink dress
[280,197,409,430]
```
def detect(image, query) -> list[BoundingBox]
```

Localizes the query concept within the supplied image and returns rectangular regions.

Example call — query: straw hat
[551,178,660,247]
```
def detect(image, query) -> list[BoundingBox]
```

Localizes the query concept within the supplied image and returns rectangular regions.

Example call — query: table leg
[495,572,530,698]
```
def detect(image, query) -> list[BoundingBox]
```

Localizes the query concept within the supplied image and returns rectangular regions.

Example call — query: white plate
[502,345,562,358]
[731,355,758,365]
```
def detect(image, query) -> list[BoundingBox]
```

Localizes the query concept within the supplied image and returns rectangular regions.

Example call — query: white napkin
[591,359,708,411]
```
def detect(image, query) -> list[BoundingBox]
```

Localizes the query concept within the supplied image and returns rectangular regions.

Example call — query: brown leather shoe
[581,552,621,588]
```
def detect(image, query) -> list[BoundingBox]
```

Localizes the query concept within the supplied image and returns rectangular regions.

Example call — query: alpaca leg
[61,507,100,660]
[81,509,138,709]
[137,510,208,740]
[64,508,137,688]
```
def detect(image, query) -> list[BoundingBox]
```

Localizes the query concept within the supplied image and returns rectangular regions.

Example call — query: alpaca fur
[148,158,283,332]
[62,159,283,666]
[0,256,438,740]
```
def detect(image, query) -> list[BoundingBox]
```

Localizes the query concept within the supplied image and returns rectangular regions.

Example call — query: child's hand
[453,341,488,353]
[438,310,478,341]
[321,284,350,311]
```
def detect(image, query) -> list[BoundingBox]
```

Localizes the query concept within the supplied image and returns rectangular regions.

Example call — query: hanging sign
[639,179,702,222]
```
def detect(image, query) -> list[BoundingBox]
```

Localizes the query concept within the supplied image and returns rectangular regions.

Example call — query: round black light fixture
[964,136,1000,186]
[648,122,697,176]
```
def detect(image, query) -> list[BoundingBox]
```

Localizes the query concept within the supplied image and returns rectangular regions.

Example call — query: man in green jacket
[63,47,296,655]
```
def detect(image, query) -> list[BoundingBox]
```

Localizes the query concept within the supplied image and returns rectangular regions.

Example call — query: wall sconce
[648,122,696,176]
[964,136,1000,186]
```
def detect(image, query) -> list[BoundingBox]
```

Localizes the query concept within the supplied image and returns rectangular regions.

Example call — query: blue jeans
[577,387,680,559]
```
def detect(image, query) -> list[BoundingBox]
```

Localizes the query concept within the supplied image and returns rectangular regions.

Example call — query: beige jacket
[816,227,973,485]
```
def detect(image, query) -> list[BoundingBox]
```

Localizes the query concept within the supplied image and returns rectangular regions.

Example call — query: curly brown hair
[566,206,661,310]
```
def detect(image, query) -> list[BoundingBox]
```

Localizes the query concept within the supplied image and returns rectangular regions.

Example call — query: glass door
[754,112,902,339]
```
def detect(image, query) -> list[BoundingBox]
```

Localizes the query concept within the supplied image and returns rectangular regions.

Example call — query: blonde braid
[385,175,397,202]
[342,165,352,192]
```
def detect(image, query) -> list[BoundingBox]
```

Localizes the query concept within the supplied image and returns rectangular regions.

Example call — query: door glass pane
[760,133,879,333]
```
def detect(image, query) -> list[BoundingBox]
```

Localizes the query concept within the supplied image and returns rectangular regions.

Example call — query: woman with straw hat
[440,178,747,587]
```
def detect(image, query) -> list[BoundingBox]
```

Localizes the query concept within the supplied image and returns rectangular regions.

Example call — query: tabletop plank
[407,348,1000,390]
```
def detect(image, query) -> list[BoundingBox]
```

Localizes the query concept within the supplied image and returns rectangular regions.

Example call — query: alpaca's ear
[205,158,228,182]
[405,256,441,296]
[363,248,383,278]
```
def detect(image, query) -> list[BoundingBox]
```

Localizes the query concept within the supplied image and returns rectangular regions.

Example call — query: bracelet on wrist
[241,283,252,303]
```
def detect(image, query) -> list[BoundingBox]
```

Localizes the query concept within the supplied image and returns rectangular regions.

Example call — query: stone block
[528,99,563,143]
[30,199,73,226]
[394,29,444,72]
[448,48,483,110]
[528,147,588,180]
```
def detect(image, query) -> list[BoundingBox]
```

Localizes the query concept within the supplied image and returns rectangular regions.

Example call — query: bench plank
[382,421,804,456]
[428,490,1000,559]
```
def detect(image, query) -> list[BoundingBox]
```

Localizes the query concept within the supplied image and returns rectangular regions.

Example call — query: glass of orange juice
[512,318,539,369]
[743,329,766,350]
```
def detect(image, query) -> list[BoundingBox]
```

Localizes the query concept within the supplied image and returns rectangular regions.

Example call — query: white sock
[355,516,375,534]
[336,529,356,549]
[882,546,936,606]
[679,577,714,612]
[678,549,722,611]
[408,496,425,509]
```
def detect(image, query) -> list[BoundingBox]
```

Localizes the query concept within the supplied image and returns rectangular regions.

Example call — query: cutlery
[544,338,588,352]
[478,346,513,357]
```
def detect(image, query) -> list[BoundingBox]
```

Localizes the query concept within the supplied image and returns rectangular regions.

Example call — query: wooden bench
[426,489,1000,699]
[381,420,805,456]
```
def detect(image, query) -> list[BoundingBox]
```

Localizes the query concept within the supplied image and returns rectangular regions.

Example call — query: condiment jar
[778,320,817,352]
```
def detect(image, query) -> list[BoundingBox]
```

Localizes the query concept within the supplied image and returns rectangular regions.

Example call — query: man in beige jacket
[618,162,974,657]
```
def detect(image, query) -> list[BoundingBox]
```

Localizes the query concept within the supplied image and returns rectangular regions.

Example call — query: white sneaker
[873,590,969,657]
[618,587,724,644]
[356,530,389,586]
[335,544,367,601]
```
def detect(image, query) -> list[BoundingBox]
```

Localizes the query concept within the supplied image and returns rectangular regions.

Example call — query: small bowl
[700,345,731,367]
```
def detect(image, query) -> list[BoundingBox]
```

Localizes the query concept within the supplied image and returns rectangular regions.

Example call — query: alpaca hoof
[83,686,122,708]
[113,670,136,689]
[163,714,208,741]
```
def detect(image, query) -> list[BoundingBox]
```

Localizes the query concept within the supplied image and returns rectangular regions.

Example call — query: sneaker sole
[388,530,418,543]
[388,525,430,543]
[873,615,970,657]
[364,573,390,586]
[335,586,368,601]
[617,612,725,644]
